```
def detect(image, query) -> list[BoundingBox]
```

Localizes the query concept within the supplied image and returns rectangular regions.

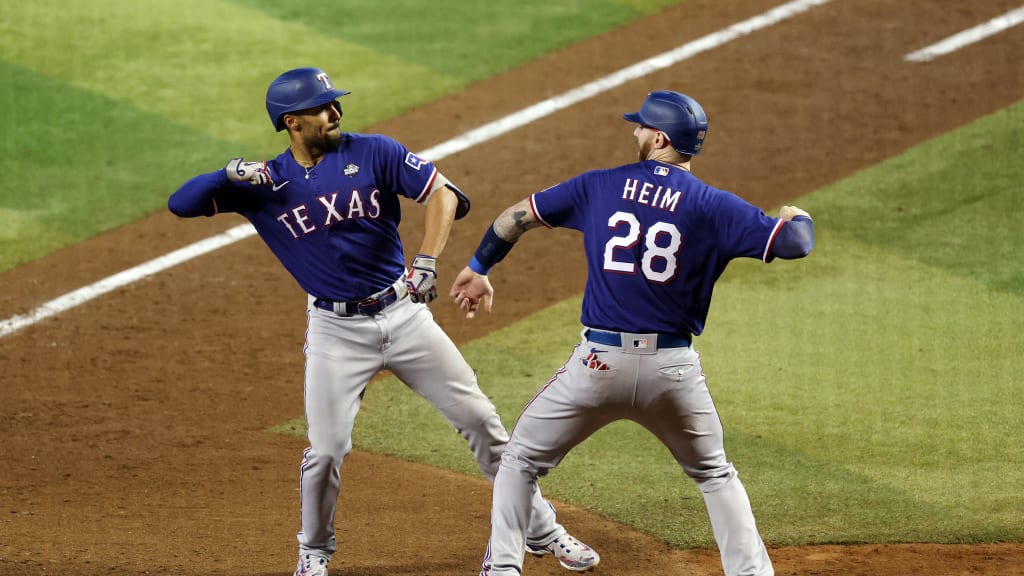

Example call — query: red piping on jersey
[415,167,439,204]
[529,194,554,228]
[762,218,785,262]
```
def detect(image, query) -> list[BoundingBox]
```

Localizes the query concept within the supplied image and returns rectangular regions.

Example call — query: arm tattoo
[494,199,536,241]
[512,210,531,233]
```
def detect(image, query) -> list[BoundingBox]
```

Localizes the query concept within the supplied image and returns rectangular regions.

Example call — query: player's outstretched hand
[225,157,273,186]
[779,205,811,221]
[449,266,493,319]
[406,254,438,303]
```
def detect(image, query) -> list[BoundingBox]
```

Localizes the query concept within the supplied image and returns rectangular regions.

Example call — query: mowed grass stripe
[0,62,256,268]
[0,0,460,150]
[233,0,685,81]
[704,235,1024,526]
[797,100,1024,294]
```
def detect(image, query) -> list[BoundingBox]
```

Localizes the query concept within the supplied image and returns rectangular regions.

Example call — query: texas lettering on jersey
[275,188,382,238]
[206,133,439,301]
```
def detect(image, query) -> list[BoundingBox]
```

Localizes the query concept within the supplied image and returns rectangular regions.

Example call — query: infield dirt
[2,0,1023,574]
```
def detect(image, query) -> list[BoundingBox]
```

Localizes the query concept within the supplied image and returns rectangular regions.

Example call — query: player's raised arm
[449,197,542,318]
[168,157,272,218]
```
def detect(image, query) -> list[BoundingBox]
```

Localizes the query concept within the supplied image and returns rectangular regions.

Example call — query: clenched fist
[225,157,273,186]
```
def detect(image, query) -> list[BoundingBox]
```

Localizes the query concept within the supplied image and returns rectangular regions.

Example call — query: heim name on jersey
[621,178,682,213]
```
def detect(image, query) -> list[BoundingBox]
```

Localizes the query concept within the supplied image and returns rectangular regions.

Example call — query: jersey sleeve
[529,172,592,231]
[373,135,439,204]
[168,169,272,217]
[707,188,784,262]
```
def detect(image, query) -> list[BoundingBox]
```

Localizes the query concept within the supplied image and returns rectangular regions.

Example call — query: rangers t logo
[316,72,333,90]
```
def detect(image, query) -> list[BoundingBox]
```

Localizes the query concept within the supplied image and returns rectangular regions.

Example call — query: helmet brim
[274,88,351,131]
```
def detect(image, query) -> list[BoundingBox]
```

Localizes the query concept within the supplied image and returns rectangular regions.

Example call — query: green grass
[0,0,683,272]
[234,0,681,82]
[795,102,1024,293]
[0,61,259,267]
[273,99,1024,547]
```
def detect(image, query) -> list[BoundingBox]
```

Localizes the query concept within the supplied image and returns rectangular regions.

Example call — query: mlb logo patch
[631,338,650,350]
[404,152,426,170]
[654,166,669,176]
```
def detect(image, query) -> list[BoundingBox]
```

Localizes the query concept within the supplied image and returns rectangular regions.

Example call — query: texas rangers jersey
[530,160,784,336]
[211,134,440,301]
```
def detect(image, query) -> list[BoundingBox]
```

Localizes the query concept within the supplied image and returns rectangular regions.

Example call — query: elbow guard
[772,215,814,260]
[446,183,471,220]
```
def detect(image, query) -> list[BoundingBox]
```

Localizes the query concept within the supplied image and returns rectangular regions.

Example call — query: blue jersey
[531,160,783,336]
[210,134,440,301]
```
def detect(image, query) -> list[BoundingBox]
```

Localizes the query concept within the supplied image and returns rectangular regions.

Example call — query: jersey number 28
[603,212,682,283]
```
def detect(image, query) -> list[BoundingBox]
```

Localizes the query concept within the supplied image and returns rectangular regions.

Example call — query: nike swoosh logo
[272,181,290,191]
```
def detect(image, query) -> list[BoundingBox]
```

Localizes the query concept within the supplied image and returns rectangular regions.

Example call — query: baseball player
[450,90,815,576]
[167,67,598,576]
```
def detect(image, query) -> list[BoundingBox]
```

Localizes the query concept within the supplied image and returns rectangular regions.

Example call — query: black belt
[586,329,691,350]
[314,284,405,317]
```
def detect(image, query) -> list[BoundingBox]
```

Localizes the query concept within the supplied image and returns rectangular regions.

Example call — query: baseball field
[1,1,1022,575]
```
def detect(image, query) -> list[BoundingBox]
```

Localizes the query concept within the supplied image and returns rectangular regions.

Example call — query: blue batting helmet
[623,90,708,155]
[266,67,351,132]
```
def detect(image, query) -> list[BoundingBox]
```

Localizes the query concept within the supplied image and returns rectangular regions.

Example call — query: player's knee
[307,434,353,465]
[690,463,737,492]
[457,413,508,477]
[451,399,508,441]
[500,449,544,477]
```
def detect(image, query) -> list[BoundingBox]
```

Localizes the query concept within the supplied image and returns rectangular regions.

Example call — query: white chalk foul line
[905,5,1024,62]
[419,0,832,160]
[0,0,831,339]
[0,225,258,337]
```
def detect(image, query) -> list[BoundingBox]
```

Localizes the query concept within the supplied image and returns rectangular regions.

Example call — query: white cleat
[294,554,329,576]
[527,533,600,572]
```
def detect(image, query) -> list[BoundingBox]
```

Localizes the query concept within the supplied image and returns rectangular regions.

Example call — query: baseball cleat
[294,553,329,576]
[526,533,600,572]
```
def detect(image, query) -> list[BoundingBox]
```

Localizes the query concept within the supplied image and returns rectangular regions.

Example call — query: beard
[306,124,342,154]
[324,124,342,150]
[637,139,652,161]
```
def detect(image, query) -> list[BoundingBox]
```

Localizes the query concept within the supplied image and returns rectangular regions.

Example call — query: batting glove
[406,254,438,303]
[225,157,273,186]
